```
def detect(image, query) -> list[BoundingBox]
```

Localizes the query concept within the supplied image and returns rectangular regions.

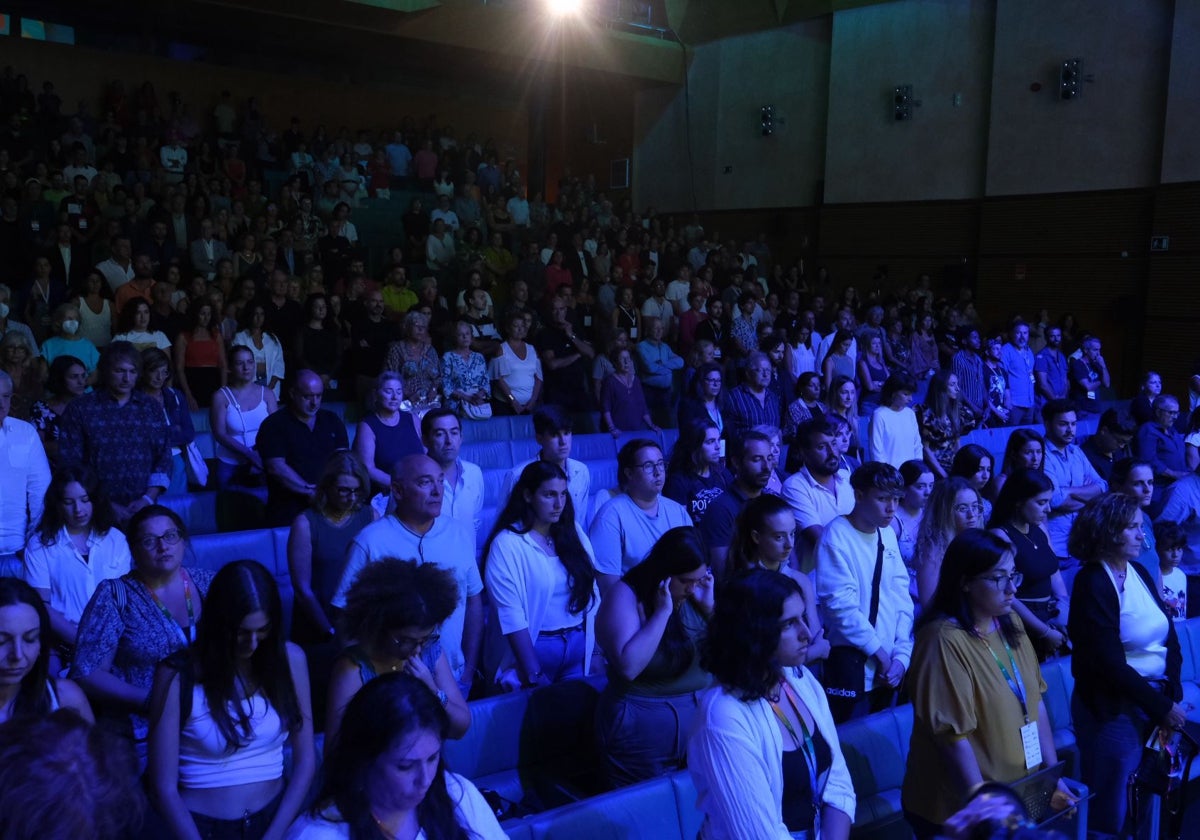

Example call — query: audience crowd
[3,62,1200,840]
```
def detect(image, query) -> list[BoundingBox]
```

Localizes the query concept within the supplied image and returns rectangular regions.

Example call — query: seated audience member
[483,461,600,692]
[138,348,196,495]
[502,405,592,527]
[664,420,730,527]
[0,577,94,724]
[1155,520,1188,620]
[30,354,88,461]
[913,477,982,609]
[489,310,543,415]
[334,455,484,692]
[538,295,594,412]
[423,408,483,534]
[1068,493,1185,839]
[722,351,781,439]
[258,369,350,527]
[697,430,774,577]
[353,371,423,496]
[288,452,376,651]
[287,672,506,839]
[326,558,468,744]
[916,369,974,479]
[1041,398,1106,569]
[948,443,995,521]
[0,708,144,840]
[728,494,830,664]
[600,346,658,435]
[1,330,43,421]
[676,360,725,438]
[752,423,786,495]
[23,466,131,654]
[867,372,922,469]
[57,341,170,524]
[992,427,1045,499]
[1135,394,1188,509]
[1130,370,1162,426]
[71,505,213,759]
[147,560,314,840]
[589,439,692,593]
[1109,457,1162,588]
[782,418,855,565]
[814,462,913,723]
[689,569,855,840]
[211,344,278,493]
[987,469,1068,660]
[1186,405,1200,472]
[595,527,713,787]
[1080,407,1135,483]
[442,320,492,419]
[892,460,934,568]
[1158,472,1200,567]
[902,530,1074,838]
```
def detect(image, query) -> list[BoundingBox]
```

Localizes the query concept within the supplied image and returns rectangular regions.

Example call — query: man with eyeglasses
[721,351,782,440]
[1134,395,1188,513]
[697,430,774,579]
[421,408,483,535]
[333,453,484,694]
[814,462,912,723]
[503,405,591,527]
[1041,399,1106,586]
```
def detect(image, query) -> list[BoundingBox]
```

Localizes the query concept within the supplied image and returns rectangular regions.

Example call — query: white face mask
[0,302,8,319]
[61,319,80,336]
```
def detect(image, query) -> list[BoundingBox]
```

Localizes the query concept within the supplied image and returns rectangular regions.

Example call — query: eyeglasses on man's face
[636,460,667,475]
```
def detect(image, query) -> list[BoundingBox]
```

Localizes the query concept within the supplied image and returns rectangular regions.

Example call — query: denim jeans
[1072,694,1152,839]
[534,624,587,683]
[189,790,282,840]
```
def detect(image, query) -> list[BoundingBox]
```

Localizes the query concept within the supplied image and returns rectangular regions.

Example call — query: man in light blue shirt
[1000,320,1037,425]
[1042,399,1106,587]
[635,316,684,416]
[384,132,412,181]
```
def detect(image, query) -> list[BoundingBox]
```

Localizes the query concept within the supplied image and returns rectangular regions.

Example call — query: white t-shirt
[489,342,543,404]
[588,493,692,576]
[867,406,923,469]
[1161,566,1188,620]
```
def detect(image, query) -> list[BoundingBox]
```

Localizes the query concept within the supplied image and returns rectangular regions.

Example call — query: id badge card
[1029,373,1036,386]
[1087,390,1096,400]
[714,347,723,359]
[718,439,727,458]
[1020,721,1042,770]
[629,328,638,339]
[584,315,592,327]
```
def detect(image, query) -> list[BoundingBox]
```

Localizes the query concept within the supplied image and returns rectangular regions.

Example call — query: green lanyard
[770,679,820,815]
[143,570,196,645]
[982,621,1028,722]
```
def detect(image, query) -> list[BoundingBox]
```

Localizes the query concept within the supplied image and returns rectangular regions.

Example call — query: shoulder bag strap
[868,530,885,626]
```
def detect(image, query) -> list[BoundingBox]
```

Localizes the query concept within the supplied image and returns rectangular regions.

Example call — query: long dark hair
[482,461,595,615]
[700,568,805,702]
[988,468,1054,529]
[179,561,301,751]
[920,529,1021,647]
[318,672,470,840]
[0,578,54,719]
[622,527,707,677]
[36,466,115,545]
[727,494,794,577]
[667,420,719,478]
[685,361,723,401]
[1000,428,1045,475]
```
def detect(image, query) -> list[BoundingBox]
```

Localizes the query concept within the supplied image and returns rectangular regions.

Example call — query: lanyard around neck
[770,678,819,794]
[980,620,1028,721]
[143,569,196,644]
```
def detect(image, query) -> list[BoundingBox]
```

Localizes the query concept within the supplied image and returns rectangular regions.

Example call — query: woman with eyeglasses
[677,361,725,439]
[482,461,601,692]
[148,560,315,840]
[595,527,713,787]
[988,469,1069,661]
[325,557,469,746]
[1067,493,1185,838]
[902,530,1074,838]
[914,477,982,609]
[70,505,213,761]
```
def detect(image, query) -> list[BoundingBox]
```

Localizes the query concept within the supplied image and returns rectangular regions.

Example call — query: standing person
[697,430,774,577]
[0,578,94,725]
[913,478,982,609]
[814,462,913,722]
[676,361,725,439]
[951,327,988,422]
[689,569,855,840]
[856,334,889,414]
[781,419,856,565]
[1033,325,1069,409]
[589,439,692,594]
[1041,399,1106,578]
[57,342,170,525]
[422,409,484,535]
[988,469,1069,660]
[1109,457,1163,588]
[325,558,469,744]
[600,347,658,436]
[1000,320,1036,426]
[482,461,600,691]
[902,530,1075,838]
[384,311,441,409]
[982,332,1012,427]
[258,370,350,527]
[635,316,684,421]
[333,455,485,693]
[30,355,88,462]
[489,310,542,415]
[502,405,592,528]
[892,459,934,569]
[138,349,196,495]
[1134,395,1188,510]
[0,370,51,578]
[867,372,922,469]
[352,371,422,496]
[916,370,973,479]
[1068,335,1110,413]
[286,672,507,840]
[173,296,226,411]
[594,527,713,787]
[296,294,342,394]
[722,352,781,440]
[664,421,730,527]
[211,344,278,494]
[232,302,286,398]
[70,506,213,758]
[538,295,595,413]
[1068,493,1186,839]
[949,444,995,519]
[39,302,99,378]
[147,560,314,840]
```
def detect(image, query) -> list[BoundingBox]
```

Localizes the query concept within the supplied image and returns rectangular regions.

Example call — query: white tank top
[215,386,271,465]
[75,297,112,348]
[178,683,286,789]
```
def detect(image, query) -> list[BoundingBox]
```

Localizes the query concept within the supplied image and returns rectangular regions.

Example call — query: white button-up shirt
[0,417,51,555]
[24,527,132,623]
[441,458,485,534]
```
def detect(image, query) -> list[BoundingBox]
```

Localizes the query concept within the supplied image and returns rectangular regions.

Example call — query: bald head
[390,454,444,525]
[289,370,324,420]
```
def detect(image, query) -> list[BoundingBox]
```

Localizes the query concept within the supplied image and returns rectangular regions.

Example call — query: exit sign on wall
[1151,236,1170,251]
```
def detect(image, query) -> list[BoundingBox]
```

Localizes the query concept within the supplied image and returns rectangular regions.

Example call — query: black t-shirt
[257,408,349,526]
[351,316,399,378]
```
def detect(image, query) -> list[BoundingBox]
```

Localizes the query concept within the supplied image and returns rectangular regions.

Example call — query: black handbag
[823,531,884,703]
[1129,721,1200,840]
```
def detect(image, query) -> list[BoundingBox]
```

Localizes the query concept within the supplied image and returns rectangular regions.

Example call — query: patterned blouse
[441,350,491,414]
[71,567,214,742]
[386,341,441,403]
[917,403,978,472]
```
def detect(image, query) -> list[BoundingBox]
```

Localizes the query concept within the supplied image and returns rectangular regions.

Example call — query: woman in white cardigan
[689,569,855,840]
[482,460,600,692]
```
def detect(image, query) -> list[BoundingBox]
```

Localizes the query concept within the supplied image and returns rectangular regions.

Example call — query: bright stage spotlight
[546,0,584,17]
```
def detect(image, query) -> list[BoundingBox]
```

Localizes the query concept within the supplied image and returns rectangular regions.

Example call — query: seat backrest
[1040,656,1075,732]
[837,703,911,797]
[521,773,682,840]
[462,440,514,470]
